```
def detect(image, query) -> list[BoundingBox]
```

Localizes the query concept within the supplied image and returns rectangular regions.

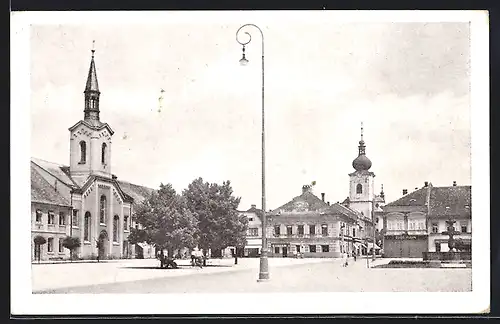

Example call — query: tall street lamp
[236,24,269,282]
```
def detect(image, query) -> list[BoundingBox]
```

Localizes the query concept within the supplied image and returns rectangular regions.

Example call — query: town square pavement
[32,257,472,293]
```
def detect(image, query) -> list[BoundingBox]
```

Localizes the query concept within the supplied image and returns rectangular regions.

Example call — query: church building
[31,48,155,261]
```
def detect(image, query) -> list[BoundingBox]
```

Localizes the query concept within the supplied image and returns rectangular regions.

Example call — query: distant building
[381,181,471,258]
[265,185,360,258]
[240,205,263,257]
[427,183,471,252]
[31,48,155,261]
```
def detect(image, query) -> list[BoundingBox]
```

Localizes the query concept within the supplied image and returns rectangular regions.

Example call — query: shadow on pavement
[121,264,234,270]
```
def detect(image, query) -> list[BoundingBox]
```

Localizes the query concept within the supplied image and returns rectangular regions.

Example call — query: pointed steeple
[84,41,101,123]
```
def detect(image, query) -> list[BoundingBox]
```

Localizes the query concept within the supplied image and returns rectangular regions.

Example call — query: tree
[62,236,81,262]
[127,227,148,245]
[183,178,248,265]
[134,183,198,264]
[33,235,46,264]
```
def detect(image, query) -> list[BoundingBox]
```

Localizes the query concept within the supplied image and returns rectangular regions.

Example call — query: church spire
[358,121,366,156]
[84,40,101,123]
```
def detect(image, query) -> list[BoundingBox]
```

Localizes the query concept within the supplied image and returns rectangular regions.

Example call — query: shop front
[383,234,428,258]
[270,243,291,258]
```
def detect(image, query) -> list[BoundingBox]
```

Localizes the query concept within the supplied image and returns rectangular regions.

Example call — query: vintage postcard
[11,10,489,315]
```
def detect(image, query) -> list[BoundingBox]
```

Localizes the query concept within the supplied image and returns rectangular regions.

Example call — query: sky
[29,15,472,211]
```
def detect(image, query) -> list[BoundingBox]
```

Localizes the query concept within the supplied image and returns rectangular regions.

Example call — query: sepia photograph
[11,10,489,315]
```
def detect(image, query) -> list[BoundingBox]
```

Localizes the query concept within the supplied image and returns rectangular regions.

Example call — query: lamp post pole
[236,24,269,282]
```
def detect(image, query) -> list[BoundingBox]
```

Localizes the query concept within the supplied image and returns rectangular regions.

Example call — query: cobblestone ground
[33,257,472,294]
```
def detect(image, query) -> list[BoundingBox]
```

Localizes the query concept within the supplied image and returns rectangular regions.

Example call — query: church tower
[68,43,114,185]
[348,122,376,219]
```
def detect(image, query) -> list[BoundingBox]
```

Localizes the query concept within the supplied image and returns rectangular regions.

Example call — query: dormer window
[79,141,86,163]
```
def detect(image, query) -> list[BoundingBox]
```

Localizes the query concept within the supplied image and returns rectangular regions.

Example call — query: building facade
[240,205,263,257]
[427,183,471,252]
[31,48,155,261]
[381,181,471,258]
[265,185,360,258]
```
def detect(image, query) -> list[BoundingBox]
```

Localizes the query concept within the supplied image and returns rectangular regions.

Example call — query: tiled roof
[116,180,155,205]
[429,186,471,218]
[31,158,79,188]
[384,187,428,207]
[271,191,330,214]
[31,157,155,205]
[31,164,71,206]
[246,206,262,213]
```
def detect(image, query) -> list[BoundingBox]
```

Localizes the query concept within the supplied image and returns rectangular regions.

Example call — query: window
[409,221,416,230]
[309,225,316,236]
[248,228,258,236]
[79,141,86,163]
[48,211,55,225]
[296,245,301,253]
[101,143,107,164]
[321,224,328,236]
[84,212,91,241]
[58,239,64,252]
[35,210,42,223]
[461,222,468,233]
[248,217,254,222]
[113,215,119,242]
[356,183,363,194]
[297,225,304,236]
[274,225,281,236]
[417,222,425,230]
[100,195,107,224]
[353,228,356,237]
[72,210,79,227]
[274,247,280,254]
[47,238,54,252]
[431,223,439,233]
[286,226,292,236]
[124,215,129,231]
[309,245,316,253]
[59,212,65,225]
[396,222,403,230]
[321,245,329,253]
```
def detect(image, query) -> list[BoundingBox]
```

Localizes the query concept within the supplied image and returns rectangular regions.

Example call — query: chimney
[321,193,325,202]
[453,181,457,186]
[302,185,311,194]
[424,181,429,187]
[403,189,408,195]
[251,204,256,209]
[327,201,330,206]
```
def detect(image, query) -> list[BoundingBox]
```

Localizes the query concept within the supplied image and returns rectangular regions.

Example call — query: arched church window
[100,195,107,224]
[356,183,363,194]
[101,143,107,164]
[84,212,91,241]
[113,215,119,242]
[79,141,86,163]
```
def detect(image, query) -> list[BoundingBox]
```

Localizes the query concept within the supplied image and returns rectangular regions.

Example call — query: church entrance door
[98,230,109,260]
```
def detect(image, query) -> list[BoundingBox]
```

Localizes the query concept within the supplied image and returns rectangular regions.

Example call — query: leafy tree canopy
[134,183,198,253]
[183,178,247,252]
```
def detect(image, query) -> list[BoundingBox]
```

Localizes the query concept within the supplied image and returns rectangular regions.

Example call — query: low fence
[422,251,471,261]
